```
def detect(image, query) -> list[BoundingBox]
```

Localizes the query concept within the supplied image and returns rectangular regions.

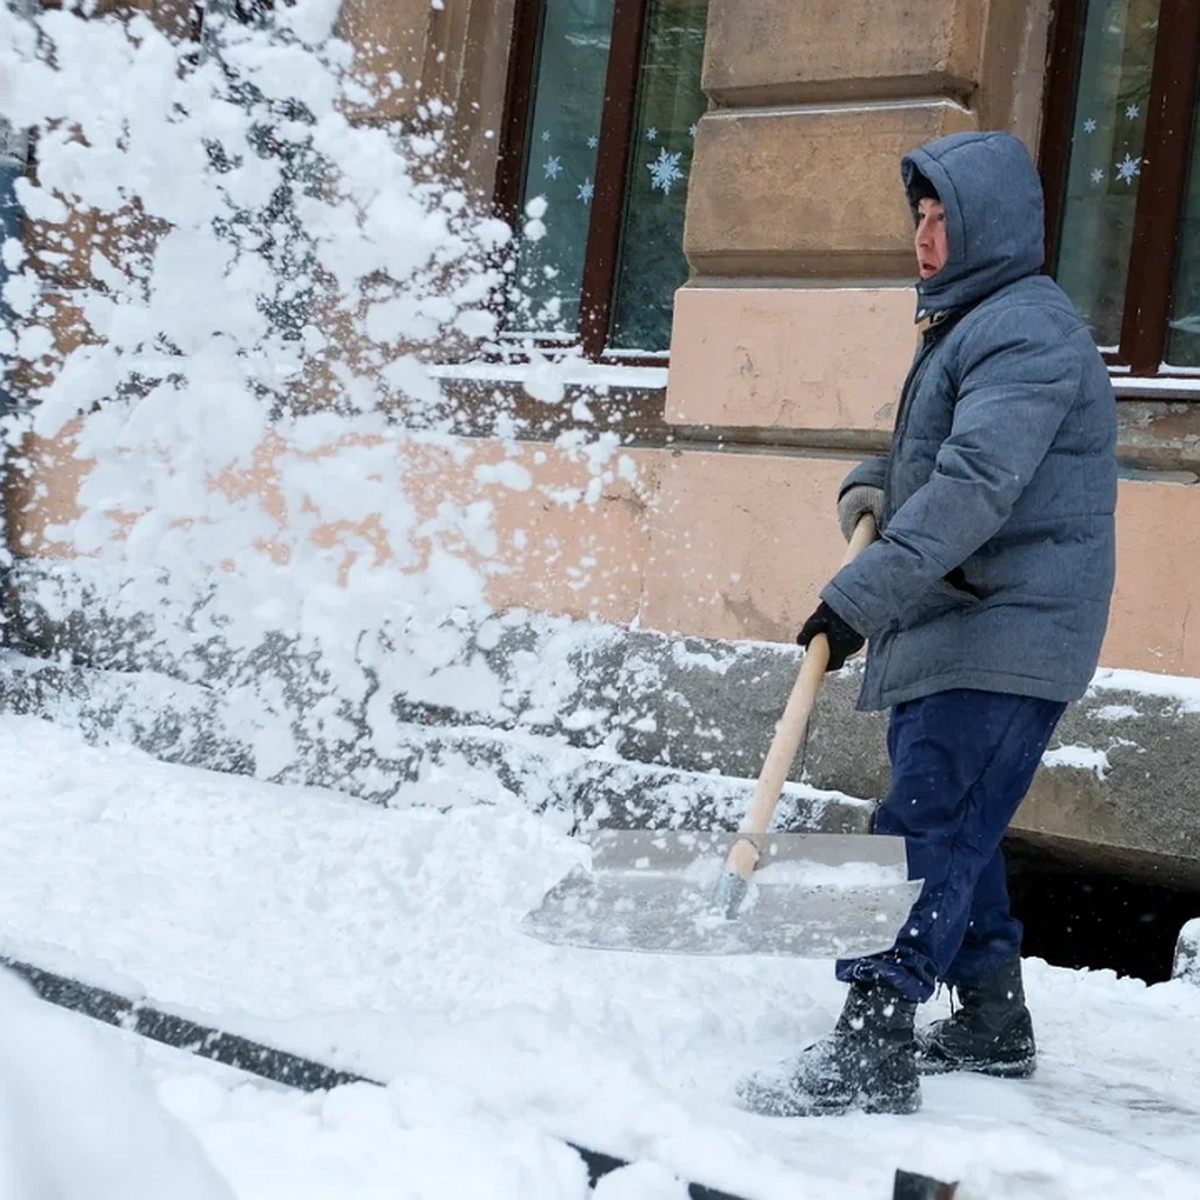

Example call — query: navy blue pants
[836,689,1065,1003]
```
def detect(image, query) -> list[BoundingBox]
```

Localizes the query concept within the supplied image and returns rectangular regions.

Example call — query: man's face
[915,198,948,279]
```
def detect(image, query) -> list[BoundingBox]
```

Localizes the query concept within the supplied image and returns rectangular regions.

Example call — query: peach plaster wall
[660,285,1200,677]
[6,428,660,629]
[636,449,1200,677]
[666,286,916,432]
[7,422,1200,678]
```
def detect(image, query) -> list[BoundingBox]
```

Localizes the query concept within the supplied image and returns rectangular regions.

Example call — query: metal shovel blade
[522,831,922,958]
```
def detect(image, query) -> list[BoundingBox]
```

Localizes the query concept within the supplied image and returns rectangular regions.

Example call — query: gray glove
[837,484,885,543]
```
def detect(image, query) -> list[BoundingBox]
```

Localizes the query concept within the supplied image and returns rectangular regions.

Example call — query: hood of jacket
[902,131,1045,322]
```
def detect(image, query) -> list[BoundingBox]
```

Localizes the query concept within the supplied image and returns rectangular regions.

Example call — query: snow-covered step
[9,556,1200,889]
[0,652,874,835]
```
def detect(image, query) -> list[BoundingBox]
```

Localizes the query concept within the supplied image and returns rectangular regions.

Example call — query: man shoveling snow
[739,131,1117,1118]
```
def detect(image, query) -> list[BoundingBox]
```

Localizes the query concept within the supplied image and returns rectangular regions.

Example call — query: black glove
[796,601,865,671]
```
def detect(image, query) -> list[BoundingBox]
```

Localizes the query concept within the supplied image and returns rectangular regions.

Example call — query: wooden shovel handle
[724,513,878,879]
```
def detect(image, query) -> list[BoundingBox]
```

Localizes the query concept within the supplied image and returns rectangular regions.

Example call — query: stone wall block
[666,286,915,431]
[685,102,977,277]
[703,0,984,106]
[335,0,432,123]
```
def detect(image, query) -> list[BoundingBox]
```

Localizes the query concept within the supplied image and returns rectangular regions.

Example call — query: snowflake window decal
[1083,117,1098,134]
[1125,104,1140,120]
[577,178,594,204]
[1091,168,1105,184]
[542,155,563,180]
[647,148,684,195]
[1115,153,1142,186]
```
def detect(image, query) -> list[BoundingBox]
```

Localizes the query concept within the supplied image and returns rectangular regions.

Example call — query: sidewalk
[1,713,1198,1199]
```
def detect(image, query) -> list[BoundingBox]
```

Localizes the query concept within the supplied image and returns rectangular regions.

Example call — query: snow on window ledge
[426,361,670,390]
[1111,374,1200,397]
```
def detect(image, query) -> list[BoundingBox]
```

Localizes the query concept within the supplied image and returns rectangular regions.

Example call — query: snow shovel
[523,514,923,958]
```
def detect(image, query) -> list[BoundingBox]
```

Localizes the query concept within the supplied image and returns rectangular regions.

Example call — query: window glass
[0,123,26,249]
[0,126,26,412]
[1055,0,1161,348]
[608,0,707,353]
[1166,91,1200,368]
[203,1,322,344]
[507,0,613,338]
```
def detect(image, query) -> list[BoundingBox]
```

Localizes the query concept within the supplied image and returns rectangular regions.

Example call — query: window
[495,0,708,361]
[1043,0,1200,378]
[0,120,27,245]
[194,0,277,32]
[196,0,319,345]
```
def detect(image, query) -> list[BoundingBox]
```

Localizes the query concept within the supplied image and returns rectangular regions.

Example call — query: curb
[0,955,749,1199]
[2,954,959,1197]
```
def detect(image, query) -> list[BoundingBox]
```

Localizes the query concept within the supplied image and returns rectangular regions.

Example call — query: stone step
[0,652,874,837]
[9,556,1200,887]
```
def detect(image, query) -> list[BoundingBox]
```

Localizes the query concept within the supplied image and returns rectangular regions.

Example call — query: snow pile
[0,970,234,1200]
[1041,743,1115,780]
[165,1069,594,1200]
[1091,667,1200,712]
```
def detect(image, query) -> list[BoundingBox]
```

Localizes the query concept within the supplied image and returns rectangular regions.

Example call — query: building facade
[7,1,1200,908]
[482,0,1200,675]
[13,0,1200,669]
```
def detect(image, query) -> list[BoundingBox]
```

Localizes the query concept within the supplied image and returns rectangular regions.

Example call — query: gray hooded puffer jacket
[823,131,1117,711]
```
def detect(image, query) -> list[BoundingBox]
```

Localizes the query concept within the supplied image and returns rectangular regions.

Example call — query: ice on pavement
[0,714,1198,1200]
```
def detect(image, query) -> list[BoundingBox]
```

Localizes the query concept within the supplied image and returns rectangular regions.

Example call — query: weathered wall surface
[9,410,1200,674]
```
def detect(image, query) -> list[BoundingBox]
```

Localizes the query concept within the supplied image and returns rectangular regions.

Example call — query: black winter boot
[917,955,1036,1078]
[736,979,920,1116]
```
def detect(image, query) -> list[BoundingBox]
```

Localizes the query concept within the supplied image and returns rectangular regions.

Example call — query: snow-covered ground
[0,712,1197,1200]
[5,5,1199,1196]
